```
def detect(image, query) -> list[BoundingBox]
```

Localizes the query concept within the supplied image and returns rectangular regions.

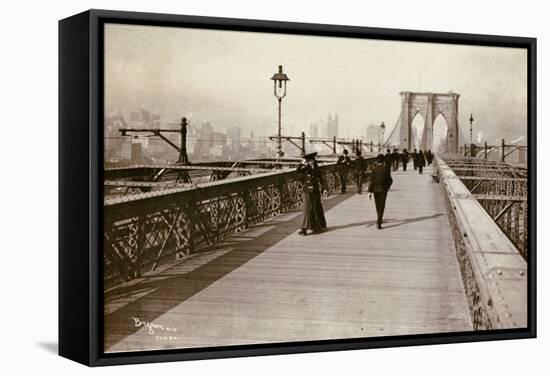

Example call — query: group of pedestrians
[382,148,434,174]
[296,147,435,236]
[335,149,369,194]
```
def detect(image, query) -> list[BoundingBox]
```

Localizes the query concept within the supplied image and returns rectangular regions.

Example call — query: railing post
[370,141,373,152]
[332,136,336,154]
[301,131,305,157]
[501,138,506,162]
[484,141,488,159]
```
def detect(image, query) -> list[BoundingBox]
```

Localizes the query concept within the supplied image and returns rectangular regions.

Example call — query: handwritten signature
[132,317,178,336]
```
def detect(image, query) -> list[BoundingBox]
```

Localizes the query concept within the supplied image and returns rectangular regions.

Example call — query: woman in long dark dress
[296,152,327,235]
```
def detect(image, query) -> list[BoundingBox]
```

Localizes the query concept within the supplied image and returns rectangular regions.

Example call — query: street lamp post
[379,121,386,151]
[271,65,290,158]
[179,117,189,165]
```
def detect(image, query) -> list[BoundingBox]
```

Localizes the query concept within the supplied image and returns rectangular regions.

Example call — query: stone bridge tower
[399,91,460,153]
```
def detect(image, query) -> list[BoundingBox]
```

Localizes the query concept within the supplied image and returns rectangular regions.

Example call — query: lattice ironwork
[103,161,371,288]
[440,186,492,330]
[443,157,528,259]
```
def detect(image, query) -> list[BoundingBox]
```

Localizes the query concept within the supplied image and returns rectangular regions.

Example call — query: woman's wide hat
[303,152,318,160]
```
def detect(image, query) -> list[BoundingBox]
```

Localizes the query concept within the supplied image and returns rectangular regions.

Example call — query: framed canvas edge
[58,8,537,367]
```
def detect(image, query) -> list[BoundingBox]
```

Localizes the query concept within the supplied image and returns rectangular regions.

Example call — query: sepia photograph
[101,21,529,354]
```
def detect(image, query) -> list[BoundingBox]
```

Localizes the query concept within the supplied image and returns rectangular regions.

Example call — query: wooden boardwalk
[105,165,472,353]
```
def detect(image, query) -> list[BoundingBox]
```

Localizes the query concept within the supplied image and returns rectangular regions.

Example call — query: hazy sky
[105,23,527,143]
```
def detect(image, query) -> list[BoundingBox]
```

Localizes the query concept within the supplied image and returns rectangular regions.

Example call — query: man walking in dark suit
[354,150,367,194]
[391,148,400,171]
[384,148,393,175]
[368,154,392,229]
[336,149,352,193]
[401,148,409,171]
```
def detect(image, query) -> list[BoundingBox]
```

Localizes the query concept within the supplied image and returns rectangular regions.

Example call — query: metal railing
[104,159,374,288]
[442,157,528,260]
[435,157,527,330]
[460,140,527,165]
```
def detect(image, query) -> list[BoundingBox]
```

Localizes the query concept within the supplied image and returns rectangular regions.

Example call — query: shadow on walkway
[382,213,445,229]
[321,219,392,232]
[321,213,445,233]
[104,192,355,350]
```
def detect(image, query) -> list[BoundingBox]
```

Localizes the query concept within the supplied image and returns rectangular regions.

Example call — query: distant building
[131,141,142,163]
[227,125,241,152]
[227,126,241,142]
[120,142,131,160]
[211,131,227,146]
[128,108,160,127]
[201,122,214,144]
[193,121,214,157]
[104,111,126,160]
[310,123,318,138]
[210,145,224,158]
[326,113,339,138]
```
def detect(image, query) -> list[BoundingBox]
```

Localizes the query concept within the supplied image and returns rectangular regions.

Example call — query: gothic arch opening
[432,113,449,154]
[411,112,424,151]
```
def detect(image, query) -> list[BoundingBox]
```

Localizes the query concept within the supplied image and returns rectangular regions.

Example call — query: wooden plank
[104,166,472,352]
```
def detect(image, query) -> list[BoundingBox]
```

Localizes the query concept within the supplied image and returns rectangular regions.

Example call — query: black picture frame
[59,9,537,367]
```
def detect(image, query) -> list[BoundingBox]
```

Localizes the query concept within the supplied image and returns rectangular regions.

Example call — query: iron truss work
[104,164,272,198]
[461,141,527,164]
[103,159,374,288]
[104,159,342,198]
[443,157,528,259]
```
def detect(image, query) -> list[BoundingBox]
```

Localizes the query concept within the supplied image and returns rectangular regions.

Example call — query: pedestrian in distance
[296,152,327,236]
[354,150,367,194]
[426,150,434,166]
[368,154,393,229]
[416,150,426,174]
[412,149,418,170]
[384,148,393,175]
[401,148,409,171]
[336,149,352,193]
[392,148,400,171]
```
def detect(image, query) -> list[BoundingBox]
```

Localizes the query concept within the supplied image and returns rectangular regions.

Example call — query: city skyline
[105,24,527,148]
